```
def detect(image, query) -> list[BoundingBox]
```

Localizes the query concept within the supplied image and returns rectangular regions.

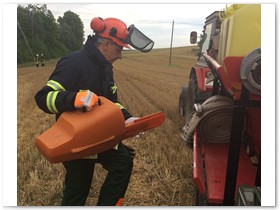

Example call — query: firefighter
[35,54,39,67]
[40,53,45,66]
[34,17,153,206]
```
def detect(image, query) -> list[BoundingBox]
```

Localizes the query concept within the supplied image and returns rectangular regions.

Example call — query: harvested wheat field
[17,46,199,206]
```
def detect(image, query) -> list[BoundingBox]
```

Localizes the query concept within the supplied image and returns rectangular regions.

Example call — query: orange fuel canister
[35,96,165,163]
[35,97,126,163]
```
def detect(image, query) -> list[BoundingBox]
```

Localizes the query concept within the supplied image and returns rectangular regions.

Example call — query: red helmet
[91,17,129,48]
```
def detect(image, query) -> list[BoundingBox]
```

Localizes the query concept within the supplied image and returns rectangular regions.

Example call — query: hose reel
[240,48,261,95]
[184,95,234,143]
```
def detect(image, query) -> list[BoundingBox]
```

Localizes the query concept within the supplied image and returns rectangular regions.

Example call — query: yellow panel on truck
[218,4,261,63]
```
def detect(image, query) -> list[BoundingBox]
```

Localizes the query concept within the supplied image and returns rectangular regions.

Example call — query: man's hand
[74,90,99,112]
[125,117,146,138]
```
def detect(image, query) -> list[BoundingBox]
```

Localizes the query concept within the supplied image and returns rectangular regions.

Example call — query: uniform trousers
[61,142,134,206]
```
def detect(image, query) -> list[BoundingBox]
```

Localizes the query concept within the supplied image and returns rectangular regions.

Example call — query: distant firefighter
[40,54,45,66]
[35,54,39,67]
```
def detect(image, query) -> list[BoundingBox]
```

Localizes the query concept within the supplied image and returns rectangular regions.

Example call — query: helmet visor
[126,25,154,53]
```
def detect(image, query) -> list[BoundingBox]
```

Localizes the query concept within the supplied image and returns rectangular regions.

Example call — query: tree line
[17,4,85,64]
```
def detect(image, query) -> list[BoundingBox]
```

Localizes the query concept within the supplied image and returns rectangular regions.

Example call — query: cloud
[46,3,226,48]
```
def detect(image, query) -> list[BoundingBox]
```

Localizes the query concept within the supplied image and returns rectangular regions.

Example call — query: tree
[17,4,85,64]
[57,11,84,51]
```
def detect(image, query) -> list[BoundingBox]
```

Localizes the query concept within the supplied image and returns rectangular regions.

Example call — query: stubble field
[17,46,199,206]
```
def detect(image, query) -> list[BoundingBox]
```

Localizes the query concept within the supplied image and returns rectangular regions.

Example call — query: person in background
[34,17,154,206]
[35,54,39,67]
[40,53,45,66]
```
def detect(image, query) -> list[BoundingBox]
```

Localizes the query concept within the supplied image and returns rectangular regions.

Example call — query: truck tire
[182,71,212,145]
[179,86,188,116]
[186,72,197,122]
[189,71,212,104]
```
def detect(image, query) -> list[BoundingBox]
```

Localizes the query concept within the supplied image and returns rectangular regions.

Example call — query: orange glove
[74,90,99,112]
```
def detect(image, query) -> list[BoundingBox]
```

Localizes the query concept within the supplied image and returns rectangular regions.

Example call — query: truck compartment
[193,130,257,204]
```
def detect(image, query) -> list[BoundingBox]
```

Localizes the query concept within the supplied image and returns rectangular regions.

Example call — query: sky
[0,1,278,207]
[46,3,226,48]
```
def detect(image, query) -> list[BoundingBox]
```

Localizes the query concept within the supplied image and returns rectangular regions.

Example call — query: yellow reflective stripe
[111,84,117,94]
[46,91,59,114]
[115,103,125,110]
[45,80,65,114]
[46,80,65,91]
[114,144,119,150]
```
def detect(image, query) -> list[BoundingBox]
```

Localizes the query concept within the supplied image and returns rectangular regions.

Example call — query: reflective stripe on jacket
[34,35,132,157]
[35,35,131,119]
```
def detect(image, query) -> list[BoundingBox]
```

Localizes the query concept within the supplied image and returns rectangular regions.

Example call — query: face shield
[125,25,154,53]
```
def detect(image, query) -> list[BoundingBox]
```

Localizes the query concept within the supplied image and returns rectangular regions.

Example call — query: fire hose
[240,48,261,95]
[183,95,234,143]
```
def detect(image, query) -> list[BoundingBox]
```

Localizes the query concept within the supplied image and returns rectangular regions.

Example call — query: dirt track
[17,46,199,206]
